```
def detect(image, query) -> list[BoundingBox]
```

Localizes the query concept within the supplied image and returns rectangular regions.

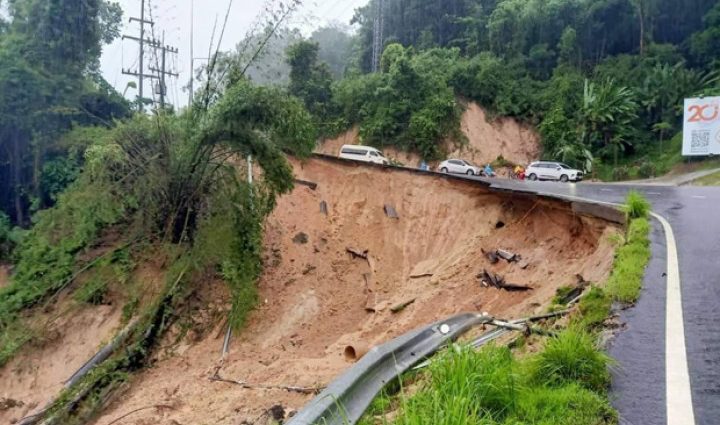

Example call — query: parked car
[525,161,583,182]
[438,159,482,176]
[339,145,389,165]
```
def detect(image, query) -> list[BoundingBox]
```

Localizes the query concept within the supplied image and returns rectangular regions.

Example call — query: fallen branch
[346,247,368,260]
[478,269,533,291]
[209,374,323,395]
[390,298,416,313]
[106,405,175,425]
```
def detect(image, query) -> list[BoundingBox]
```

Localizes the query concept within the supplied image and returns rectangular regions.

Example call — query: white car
[438,159,482,176]
[525,161,583,182]
[338,145,389,165]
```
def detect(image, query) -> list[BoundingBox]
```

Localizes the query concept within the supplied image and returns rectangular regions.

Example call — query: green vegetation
[370,342,616,425]
[274,0,720,173]
[605,217,652,303]
[624,190,652,220]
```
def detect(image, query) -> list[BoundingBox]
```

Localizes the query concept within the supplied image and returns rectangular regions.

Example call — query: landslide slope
[89,157,617,425]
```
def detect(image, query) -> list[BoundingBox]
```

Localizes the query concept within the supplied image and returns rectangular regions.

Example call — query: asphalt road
[478,177,720,425]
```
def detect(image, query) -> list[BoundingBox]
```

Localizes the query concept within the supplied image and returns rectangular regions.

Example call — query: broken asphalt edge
[308,154,626,225]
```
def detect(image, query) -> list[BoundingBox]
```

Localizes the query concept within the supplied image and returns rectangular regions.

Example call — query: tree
[0,0,126,225]
[581,79,638,167]
[311,24,354,79]
[286,40,333,127]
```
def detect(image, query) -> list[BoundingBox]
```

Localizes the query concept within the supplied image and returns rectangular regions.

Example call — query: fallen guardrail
[287,312,490,425]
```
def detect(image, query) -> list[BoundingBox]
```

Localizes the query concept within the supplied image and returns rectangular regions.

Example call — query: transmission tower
[371,0,384,73]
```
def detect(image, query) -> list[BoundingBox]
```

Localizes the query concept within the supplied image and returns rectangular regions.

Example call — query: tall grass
[623,190,651,219]
[386,341,616,425]
[530,328,612,392]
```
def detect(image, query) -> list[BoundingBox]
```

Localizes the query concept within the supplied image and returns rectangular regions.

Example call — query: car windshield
[376,151,386,158]
[559,163,572,169]
[462,160,476,167]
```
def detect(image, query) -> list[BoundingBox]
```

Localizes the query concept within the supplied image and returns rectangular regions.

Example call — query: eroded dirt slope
[90,157,616,425]
[316,101,540,168]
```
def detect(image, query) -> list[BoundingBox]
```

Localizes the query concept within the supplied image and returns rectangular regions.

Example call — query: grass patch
[691,170,720,186]
[73,276,109,305]
[530,327,612,393]
[577,286,613,329]
[605,218,651,304]
[384,342,616,425]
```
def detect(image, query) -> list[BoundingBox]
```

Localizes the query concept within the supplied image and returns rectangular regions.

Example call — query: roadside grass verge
[361,192,652,425]
[691,169,720,186]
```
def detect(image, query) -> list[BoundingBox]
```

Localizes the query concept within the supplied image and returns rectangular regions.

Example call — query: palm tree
[581,79,638,167]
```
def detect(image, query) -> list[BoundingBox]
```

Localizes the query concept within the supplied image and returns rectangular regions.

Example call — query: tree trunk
[636,0,645,55]
[11,129,25,226]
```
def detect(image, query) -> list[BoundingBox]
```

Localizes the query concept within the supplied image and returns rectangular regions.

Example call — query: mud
[89,157,617,425]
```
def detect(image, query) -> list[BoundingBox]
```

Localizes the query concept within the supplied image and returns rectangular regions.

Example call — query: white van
[339,145,389,165]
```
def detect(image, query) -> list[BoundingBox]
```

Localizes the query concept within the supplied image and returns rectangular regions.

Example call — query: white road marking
[691,195,706,199]
[600,188,613,192]
[652,212,696,425]
[647,192,662,195]
[535,191,696,423]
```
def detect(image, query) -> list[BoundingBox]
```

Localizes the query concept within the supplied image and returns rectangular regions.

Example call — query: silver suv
[526,161,583,182]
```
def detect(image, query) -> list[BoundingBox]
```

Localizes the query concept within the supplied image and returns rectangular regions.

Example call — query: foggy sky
[100,0,369,108]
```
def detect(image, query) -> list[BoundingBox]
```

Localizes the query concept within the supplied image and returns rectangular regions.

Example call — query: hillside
[317,101,540,169]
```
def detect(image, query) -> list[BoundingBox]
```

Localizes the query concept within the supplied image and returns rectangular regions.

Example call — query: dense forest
[283,0,720,178]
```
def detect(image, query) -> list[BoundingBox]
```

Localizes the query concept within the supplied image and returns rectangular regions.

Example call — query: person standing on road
[484,164,496,177]
[514,164,525,180]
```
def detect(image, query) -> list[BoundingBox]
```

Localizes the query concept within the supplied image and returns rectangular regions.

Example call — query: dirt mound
[90,157,616,425]
[316,102,540,168]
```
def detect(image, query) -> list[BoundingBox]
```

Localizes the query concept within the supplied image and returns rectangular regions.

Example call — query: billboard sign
[683,96,720,156]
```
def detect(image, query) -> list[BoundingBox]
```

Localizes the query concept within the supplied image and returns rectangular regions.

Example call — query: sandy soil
[0,302,123,424]
[0,258,168,424]
[316,101,540,170]
[90,157,617,425]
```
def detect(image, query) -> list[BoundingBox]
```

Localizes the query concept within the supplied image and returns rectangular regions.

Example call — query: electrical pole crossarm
[129,17,154,25]
[148,67,179,77]
[122,35,163,48]
[121,69,160,79]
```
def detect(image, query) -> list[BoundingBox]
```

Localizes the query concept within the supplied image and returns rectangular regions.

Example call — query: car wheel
[441,167,448,173]
[528,173,537,181]
[560,174,569,183]
[467,169,475,175]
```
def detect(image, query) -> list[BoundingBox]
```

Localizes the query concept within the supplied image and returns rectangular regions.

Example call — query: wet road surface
[481,178,720,425]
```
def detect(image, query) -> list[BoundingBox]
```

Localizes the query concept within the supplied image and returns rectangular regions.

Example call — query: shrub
[637,161,657,178]
[612,166,630,181]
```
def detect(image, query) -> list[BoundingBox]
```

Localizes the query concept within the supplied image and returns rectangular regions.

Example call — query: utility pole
[149,32,179,108]
[122,0,154,111]
[189,0,194,107]
[371,0,384,73]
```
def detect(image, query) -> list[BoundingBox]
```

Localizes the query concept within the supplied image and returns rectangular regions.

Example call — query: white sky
[100,0,370,109]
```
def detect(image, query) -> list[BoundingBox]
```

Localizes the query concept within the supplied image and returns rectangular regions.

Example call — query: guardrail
[287,313,491,425]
